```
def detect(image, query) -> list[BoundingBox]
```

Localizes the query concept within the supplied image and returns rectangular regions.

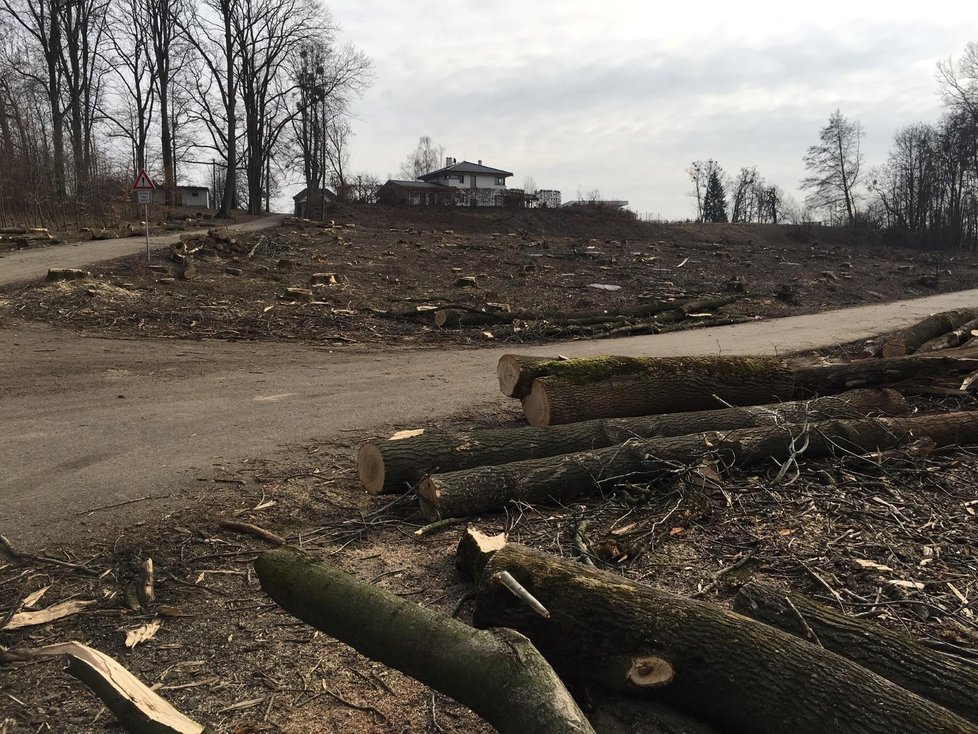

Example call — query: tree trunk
[254,546,595,734]
[359,389,909,494]
[733,579,978,724]
[879,308,978,357]
[472,543,978,734]
[588,695,722,734]
[418,411,978,520]
[918,317,978,352]
[522,352,978,426]
[521,356,793,426]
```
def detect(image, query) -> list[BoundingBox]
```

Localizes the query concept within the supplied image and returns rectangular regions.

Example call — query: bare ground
[2,208,978,733]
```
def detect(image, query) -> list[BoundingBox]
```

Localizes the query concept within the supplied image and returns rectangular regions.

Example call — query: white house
[416,157,515,207]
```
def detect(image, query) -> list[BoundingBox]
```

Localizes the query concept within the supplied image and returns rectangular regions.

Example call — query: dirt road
[3,285,978,548]
[0,214,284,285]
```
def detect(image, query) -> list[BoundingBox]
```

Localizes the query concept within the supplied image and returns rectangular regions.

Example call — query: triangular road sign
[132,169,156,190]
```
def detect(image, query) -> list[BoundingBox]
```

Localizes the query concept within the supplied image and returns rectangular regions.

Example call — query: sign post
[131,169,156,263]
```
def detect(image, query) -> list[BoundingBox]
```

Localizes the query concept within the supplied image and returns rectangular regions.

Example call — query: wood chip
[853,559,894,573]
[389,429,424,441]
[125,619,163,649]
[2,599,95,630]
[23,585,51,608]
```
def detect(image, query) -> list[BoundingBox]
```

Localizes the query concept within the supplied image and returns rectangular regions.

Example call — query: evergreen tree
[703,169,728,222]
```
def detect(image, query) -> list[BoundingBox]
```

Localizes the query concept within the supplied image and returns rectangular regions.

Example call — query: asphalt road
[0,214,284,285]
[4,285,978,548]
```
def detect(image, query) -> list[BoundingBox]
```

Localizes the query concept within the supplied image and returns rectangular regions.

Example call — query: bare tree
[801,109,863,226]
[400,135,443,180]
[687,159,722,221]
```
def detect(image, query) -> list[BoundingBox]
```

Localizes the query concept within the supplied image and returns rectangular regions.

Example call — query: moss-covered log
[521,355,793,425]
[418,411,978,520]
[879,308,978,357]
[733,579,978,724]
[254,546,594,734]
[472,543,978,734]
[359,389,909,493]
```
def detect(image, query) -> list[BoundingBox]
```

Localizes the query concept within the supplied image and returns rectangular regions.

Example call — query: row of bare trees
[0,0,371,227]
[687,159,791,224]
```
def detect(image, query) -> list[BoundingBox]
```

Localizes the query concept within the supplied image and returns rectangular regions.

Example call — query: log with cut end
[471,543,978,734]
[733,579,978,724]
[418,411,978,520]
[521,351,978,426]
[520,355,793,425]
[254,546,594,734]
[879,308,978,357]
[358,389,910,493]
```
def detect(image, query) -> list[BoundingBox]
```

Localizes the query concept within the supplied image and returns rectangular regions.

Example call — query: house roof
[293,187,337,201]
[383,180,454,190]
[419,161,513,181]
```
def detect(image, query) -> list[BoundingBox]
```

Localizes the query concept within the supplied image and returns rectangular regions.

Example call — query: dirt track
[5,285,978,549]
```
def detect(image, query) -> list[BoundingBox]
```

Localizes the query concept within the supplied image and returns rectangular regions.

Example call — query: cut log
[521,355,792,425]
[733,579,978,724]
[418,411,978,520]
[522,351,978,426]
[359,389,910,493]
[46,268,92,283]
[254,546,594,734]
[29,641,209,733]
[919,317,978,352]
[879,308,978,357]
[497,355,561,398]
[472,543,978,734]
[456,527,508,580]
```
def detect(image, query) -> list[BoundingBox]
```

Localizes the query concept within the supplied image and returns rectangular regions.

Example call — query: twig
[692,550,755,598]
[493,571,550,619]
[785,595,823,647]
[0,534,98,575]
[414,516,472,537]
[320,680,386,722]
[219,521,286,546]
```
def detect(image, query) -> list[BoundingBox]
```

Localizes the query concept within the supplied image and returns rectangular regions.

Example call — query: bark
[588,694,722,734]
[879,308,978,357]
[919,317,978,352]
[521,356,793,426]
[498,355,567,398]
[791,352,978,395]
[418,411,978,520]
[733,579,978,724]
[472,543,978,734]
[522,352,978,426]
[359,389,910,494]
[254,546,594,734]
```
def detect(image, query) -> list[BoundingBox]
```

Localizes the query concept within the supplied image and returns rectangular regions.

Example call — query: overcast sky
[322,0,975,219]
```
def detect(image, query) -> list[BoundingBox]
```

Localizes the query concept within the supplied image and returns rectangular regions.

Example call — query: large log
[472,543,978,734]
[359,389,910,493]
[588,695,722,734]
[919,317,978,352]
[418,411,978,520]
[254,546,594,734]
[523,352,978,426]
[879,308,978,357]
[521,355,793,426]
[733,579,978,724]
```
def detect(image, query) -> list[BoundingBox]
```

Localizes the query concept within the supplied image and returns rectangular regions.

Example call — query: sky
[320,0,976,220]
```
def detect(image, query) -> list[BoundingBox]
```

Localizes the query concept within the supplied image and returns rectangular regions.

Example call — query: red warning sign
[131,169,156,191]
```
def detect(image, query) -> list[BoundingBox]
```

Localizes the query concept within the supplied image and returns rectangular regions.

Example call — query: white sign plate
[136,190,152,204]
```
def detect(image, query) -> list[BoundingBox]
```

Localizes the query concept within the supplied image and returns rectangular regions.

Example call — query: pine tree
[703,169,728,222]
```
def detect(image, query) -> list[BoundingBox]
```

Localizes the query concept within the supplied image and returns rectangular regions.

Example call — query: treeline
[688,42,978,251]
[0,0,371,227]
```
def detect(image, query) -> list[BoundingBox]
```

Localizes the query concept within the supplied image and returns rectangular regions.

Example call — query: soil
[2,207,978,733]
[2,205,977,347]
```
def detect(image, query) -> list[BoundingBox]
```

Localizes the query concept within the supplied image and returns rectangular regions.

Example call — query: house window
[458,175,465,183]
[494,177,505,186]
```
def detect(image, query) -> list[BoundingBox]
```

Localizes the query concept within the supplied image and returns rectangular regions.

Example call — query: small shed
[293,187,337,219]
[151,185,211,208]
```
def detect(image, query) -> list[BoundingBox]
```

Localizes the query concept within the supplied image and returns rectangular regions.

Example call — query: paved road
[0,214,284,285]
[3,286,978,548]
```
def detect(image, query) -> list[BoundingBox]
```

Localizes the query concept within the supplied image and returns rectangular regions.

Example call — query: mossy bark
[359,389,909,493]
[255,547,594,734]
[418,411,978,520]
[473,544,978,734]
[734,579,978,724]
[521,356,792,425]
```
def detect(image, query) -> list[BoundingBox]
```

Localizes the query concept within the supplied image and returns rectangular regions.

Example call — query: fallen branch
[254,546,594,734]
[218,520,286,546]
